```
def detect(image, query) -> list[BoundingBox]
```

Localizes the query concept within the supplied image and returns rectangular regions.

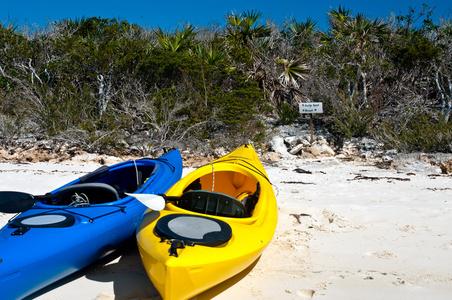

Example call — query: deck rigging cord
[69,193,90,207]
[11,205,128,224]
[210,163,215,192]
[155,157,176,172]
[211,156,270,183]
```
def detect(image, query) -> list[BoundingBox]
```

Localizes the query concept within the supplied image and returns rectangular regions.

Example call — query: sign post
[299,103,323,144]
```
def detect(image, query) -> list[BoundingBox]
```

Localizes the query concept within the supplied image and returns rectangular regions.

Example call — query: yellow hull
[137,145,278,300]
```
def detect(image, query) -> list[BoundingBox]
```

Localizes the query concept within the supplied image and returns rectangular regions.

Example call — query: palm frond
[276,58,309,88]
[155,25,197,52]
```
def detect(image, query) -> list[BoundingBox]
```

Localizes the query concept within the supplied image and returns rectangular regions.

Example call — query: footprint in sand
[367,250,397,259]
[295,289,315,299]
[442,241,452,250]
[398,224,417,233]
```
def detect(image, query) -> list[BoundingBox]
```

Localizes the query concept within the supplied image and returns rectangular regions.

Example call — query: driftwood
[281,181,315,185]
[349,174,410,182]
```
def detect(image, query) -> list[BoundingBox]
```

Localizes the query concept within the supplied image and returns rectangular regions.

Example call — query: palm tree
[284,17,318,49]
[322,6,353,44]
[190,43,229,107]
[322,7,389,105]
[328,6,353,27]
[276,58,309,88]
[225,10,270,47]
[344,14,388,104]
[285,17,317,35]
[344,13,389,53]
[192,44,227,66]
[156,25,197,52]
[324,7,388,52]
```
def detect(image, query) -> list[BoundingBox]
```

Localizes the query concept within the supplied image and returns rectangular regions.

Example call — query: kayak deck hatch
[154,213,232,257]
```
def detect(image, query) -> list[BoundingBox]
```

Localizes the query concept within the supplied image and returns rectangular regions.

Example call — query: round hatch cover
[155,213,232,247]
[10,213,76,228]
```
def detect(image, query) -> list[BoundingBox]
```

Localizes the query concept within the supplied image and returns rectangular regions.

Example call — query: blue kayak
[0,149,182,299]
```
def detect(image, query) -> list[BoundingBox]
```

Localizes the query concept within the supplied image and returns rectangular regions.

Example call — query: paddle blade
[125,193,166,211]
[0,192,36,213]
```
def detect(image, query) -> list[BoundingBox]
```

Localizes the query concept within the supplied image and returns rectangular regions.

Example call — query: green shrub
[332,94,373,138]
[37,84,97,136]
[277,102,300,125]
[0,113,28,143]
[373,107,452,152]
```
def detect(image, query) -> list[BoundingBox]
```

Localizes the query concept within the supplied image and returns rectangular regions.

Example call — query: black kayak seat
[56,183,119,205]
[155,213,232,256]
[178,190,247,218]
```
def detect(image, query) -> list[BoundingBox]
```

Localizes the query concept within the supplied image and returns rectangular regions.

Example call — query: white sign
[299,102,323,114]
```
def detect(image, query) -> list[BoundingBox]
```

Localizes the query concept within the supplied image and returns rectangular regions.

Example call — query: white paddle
[125,193,166,211]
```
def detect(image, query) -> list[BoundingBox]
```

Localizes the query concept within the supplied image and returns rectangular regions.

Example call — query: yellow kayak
[136,144,278,299]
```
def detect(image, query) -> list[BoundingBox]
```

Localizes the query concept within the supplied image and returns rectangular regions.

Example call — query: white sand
[1,158,451,299]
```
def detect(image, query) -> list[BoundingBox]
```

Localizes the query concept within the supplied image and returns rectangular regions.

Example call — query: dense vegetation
[1,5,451,154]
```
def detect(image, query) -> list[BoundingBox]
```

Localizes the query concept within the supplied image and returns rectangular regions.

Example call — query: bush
[373,107,452,152]
[277,102,299,125]
[332,94,373,138]
[36,84,97,136]
[0,113,29,144]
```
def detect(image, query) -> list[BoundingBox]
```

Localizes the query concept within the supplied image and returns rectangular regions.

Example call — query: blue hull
[0,149,182,299]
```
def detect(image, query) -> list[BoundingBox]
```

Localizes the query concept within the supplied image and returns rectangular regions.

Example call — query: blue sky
[1,0,451,31]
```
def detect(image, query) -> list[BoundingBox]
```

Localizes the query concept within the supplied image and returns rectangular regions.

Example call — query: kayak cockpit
[54,183,119,206]
[43,162,159,206]
[173,171,260,218]
[178,190,247,217]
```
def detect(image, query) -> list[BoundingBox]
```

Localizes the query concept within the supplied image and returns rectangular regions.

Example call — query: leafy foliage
[0,6,451,154]
[332,93,374,137]
[374,107,452,152]
[156,25,197,52]
[284,17,318,50]
[389,34,441,70]
[226,10,271,47]
[277,102,300,125]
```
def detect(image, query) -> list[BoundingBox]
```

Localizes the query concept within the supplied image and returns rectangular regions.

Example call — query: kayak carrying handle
[166,239,194,257]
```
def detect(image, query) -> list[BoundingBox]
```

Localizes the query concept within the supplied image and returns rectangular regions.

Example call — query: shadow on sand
[193,257,260,299]
[25,239,260,300]
[25,239,161,300]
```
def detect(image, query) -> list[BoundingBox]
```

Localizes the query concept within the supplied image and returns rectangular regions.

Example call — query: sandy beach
[1,156,451,299]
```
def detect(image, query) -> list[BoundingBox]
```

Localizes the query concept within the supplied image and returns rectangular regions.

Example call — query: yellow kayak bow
[137,144,278,299]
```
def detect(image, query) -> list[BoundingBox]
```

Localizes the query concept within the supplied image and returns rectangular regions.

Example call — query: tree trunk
[435,71,452,122]
[446,75,452,122]
[97,74,112,116]
[361,70,367,107]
